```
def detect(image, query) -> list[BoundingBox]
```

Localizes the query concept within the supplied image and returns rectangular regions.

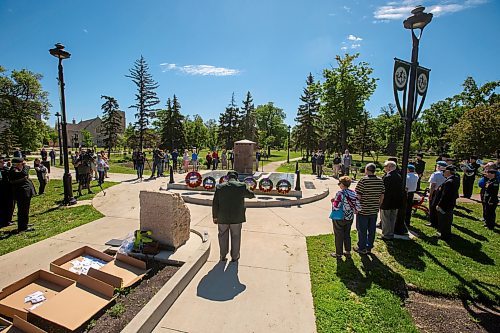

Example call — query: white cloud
[351,44,361,49]
[341,46,348,51]
[83,29,88,33]
[374,0,488,21]
[343,5,351,12]
[347,34,363,41]
[160,63,240,76]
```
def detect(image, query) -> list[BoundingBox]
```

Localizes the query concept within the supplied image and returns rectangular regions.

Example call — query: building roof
[66,117,101,131]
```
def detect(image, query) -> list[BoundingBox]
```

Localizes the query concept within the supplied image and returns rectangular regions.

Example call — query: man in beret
[9,157,36,232]
[212,171,255,262]
[434,165,460,240]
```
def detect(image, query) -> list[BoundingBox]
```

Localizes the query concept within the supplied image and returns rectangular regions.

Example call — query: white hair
[384,160,397,170]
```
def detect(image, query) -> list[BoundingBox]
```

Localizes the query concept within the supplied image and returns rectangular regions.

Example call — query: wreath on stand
[258,178,273,192]
[244,177,257,191]
[276,179,292,194]
[185,171,202,188]
[202,176,216,190]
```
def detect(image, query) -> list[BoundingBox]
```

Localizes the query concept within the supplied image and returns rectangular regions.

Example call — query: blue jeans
[356,214,378,251]
[136,164,144,179]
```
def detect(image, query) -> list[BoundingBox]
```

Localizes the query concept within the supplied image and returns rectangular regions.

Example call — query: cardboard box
[50,246,148,288]
[0,270,74,320]
[30,274,114,332]
[0,316,47,333]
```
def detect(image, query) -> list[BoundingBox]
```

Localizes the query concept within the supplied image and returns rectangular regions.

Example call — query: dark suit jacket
[9,166,35,199]
[381,170,403,210]
[212,180,255,224]
[436,175,460,212]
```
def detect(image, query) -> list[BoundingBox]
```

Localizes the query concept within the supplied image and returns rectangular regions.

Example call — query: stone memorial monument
[233,139,256,174]
[139,191,190,249]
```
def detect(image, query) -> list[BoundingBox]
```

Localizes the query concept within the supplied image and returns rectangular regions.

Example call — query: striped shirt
[355,175,385,215]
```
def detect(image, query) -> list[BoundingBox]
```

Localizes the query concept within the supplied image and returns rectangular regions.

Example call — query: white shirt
[429,171,446,188]
[406,172,419,192]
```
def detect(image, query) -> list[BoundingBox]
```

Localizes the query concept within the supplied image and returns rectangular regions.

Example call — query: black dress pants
[405,192,415,227]
[484,203,497,230]
[16,196,31,231]
[437,209,453,239]
[462,175,475,198]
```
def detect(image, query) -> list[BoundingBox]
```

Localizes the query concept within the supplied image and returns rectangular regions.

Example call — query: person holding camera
[9,157,35,232]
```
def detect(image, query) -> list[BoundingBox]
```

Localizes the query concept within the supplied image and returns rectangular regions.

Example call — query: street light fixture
[54,112,63,166]
[49,43,76,205]
[394,6,432,235]
[287,125,291,164]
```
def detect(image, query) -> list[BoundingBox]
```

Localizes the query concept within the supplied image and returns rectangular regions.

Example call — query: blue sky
[1,0,499,127]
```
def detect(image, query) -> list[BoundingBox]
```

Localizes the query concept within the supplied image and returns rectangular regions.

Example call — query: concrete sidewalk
[2,160,340,333]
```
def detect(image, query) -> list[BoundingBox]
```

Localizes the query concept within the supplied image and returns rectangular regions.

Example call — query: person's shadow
[197,261,246,301]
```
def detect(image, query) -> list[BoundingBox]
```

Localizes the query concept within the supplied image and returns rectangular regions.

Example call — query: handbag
[329,192,345,220]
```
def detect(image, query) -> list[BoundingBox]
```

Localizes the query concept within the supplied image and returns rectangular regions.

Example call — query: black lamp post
[49,43,76,205]
[396,6,432,235]
[287,125,291,164]
[55,112,63,166]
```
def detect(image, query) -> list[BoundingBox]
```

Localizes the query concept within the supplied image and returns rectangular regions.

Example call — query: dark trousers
[437,209,453,239]
[463,175,475,198]
[16,196,31,231]
[484,203,497,229]
[312,162,316,174]
[50,158,56,166]
[429,197,438,228]
[0,196,15,227]
[150,161,158,177]
[332,219,353,254]
[136,164,144,179]
[218,223,242,260]
[172,160,178,172]
[98,171,105,185]
[37,178,47,195]
[405,192,415,227]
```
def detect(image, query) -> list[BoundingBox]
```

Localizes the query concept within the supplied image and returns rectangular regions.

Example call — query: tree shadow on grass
[384,238,427,271]
[453,209,482,222]
[336,254,408,300]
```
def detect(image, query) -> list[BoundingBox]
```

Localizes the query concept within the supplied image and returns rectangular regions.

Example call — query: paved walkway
[3,160,342,333]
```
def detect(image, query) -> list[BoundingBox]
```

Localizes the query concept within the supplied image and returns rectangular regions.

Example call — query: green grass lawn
[307,202,499,332]
[0,179,117,256]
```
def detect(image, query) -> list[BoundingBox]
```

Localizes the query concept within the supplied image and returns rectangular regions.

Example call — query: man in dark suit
[212,171,255,262]
[435,165,460,240]
[9,157,36,233]
[0,156,15,228]
[380,160,403,239]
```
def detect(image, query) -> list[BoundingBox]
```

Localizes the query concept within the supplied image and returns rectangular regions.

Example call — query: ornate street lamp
[287,125,291,164]
[55,112,63,166]
[49,43,76,205]
[393,6,432,235]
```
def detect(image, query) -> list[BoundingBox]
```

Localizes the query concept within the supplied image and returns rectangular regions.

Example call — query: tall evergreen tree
[158,96,186,151]
[126,56,160,151]
[240,91,256,142]
[100,95,123,157]
[218,93,241,149]
[295,73,321,160]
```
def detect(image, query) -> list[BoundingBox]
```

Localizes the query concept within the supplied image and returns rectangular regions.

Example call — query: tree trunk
[340,120,348,152]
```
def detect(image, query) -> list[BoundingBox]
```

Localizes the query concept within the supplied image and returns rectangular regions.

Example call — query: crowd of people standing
[329,152,499,258]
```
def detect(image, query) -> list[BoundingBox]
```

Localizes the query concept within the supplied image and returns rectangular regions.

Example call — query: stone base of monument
[166,171,302,198]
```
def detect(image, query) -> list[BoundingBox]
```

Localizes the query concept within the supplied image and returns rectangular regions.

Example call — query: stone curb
[121,228,210,333]
[178,188,329,207]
